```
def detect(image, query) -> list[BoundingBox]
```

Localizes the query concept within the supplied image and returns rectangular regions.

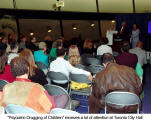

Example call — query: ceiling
[0,0,151,13]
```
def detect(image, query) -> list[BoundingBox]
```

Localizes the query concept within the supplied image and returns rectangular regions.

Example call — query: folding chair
[105,91,140,114]
[44,84,72,110]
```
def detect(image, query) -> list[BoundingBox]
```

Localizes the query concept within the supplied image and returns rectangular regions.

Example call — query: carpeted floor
[73,64,151,114]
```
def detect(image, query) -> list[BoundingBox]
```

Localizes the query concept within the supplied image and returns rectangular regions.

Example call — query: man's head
[122,21,126,27]
[102,53,115,68]
[136,41,143,49]
[39,42,47,52]
[56,41,63,49]
[121,41,130,52]
[10,41,19,53]
[10,57,29,78]
[30,37,36,43]
[56,48,66,58]
[101,37,109,45]
[20,35,27,42]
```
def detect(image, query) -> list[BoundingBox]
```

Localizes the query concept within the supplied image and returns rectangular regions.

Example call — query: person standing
[119,22,130,41]
[131,24,140,48]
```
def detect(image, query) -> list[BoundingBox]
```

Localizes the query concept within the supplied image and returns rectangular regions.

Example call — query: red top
[15,78,31,82]
[0,64,15,83]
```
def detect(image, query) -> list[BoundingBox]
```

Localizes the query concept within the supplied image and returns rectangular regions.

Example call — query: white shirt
[97,45,113,56]
[129,47,147,66]
[49,57,90,79]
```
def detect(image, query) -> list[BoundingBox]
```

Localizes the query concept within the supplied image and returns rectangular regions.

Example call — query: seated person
[7,41,19,64]
[129,41,147,66]
[68,45,90,90]
[34,42,49,67]
[50,48,92,81]
[0,37,8,51]
[0,50,15,83]
[115,41,138,69]
[26,37,38,52]
[68,45,81,66]
[49,41,68,62]
[97,37,113,56]
[89,53,142,113]
[1,57,68,114]
[20,49,48,86]
[83,39,93,54]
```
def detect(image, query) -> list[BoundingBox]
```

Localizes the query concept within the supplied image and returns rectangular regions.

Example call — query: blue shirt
[34,50,49,67]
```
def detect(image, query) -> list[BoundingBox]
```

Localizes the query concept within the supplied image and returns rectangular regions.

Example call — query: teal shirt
[34,50,49,67]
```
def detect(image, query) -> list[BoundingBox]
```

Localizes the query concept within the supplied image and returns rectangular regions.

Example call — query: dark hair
[101,37,109,45]
[71,37,78,45]
[56,48,66,57]
[20,35,26,40]
[10,41,19,50]
[102,53,115,64]
[0,50,7,73]
[56,41,63,48]
[10,57,29,77]
[121,41,130,52]
[133,23,139,29]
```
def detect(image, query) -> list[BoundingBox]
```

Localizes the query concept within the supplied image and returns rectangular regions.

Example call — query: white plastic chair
[50,108,79,114]
[105,92,140,114]
[5,104,38,114]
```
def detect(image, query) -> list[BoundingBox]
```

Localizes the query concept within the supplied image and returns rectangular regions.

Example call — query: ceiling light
[73,27,77,30]
[72,24,77,30]
[30,32,34,36]
[91,23,95,27]
[112,20,116,23]
[48,29,52,32]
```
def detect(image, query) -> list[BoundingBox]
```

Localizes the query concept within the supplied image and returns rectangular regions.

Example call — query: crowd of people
[0,32,147,113]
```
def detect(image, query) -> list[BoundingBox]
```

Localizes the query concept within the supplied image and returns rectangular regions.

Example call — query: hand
[88,74,93,81]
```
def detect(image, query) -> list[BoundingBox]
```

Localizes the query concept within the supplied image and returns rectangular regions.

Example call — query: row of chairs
[0,79,140,114]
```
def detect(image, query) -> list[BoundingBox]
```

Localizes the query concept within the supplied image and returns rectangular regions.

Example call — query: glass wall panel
[101,20,116,37]
[19,19,61,41]
[63,20,100,41]
[0,15,18,40]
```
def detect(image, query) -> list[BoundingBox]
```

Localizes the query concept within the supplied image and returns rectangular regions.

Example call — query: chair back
[35,61,48,70]
[0,79,9,91]
[86,65,104,75]
[85,58,100,65]
[5,104,38,114]
[81,54,94,65]
[75,64,86,70]
[113,51,119,57]
[47,71,68,84]
[50,108,79,114]
[105,91,140,114]
[96,55,102,61]
[69,74,91,84]
[44,84,71,110]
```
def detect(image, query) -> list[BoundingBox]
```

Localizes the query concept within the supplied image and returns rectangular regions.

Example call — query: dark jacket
[0,42,7,51]
[29,68,48,86]
[89,63,142,113]
[115,52,138,69]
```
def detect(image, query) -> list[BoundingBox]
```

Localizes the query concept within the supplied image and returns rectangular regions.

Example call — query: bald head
[136,41,143,48]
